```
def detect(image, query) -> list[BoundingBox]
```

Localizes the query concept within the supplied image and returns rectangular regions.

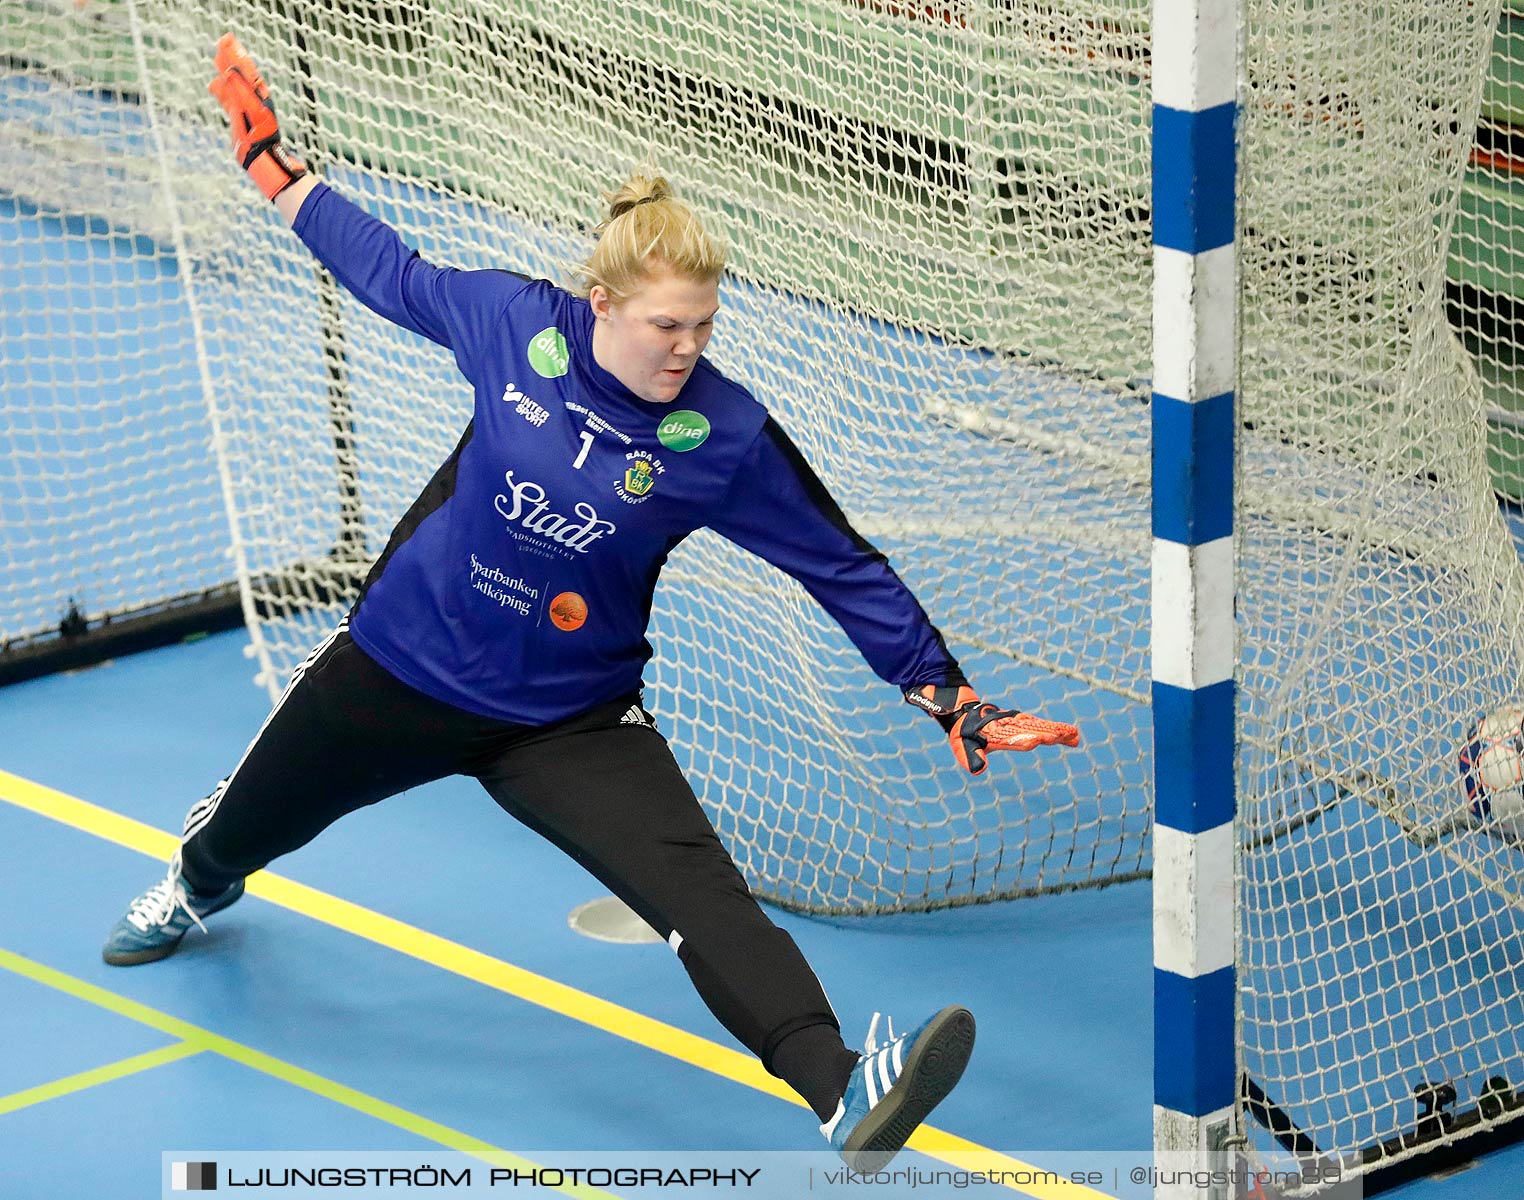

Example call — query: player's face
[590,265,719,404]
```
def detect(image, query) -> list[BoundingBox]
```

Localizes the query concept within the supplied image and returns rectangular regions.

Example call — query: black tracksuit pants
[178,622,840,1072]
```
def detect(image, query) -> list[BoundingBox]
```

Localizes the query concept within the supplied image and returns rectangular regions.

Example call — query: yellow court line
[0,947,613,1200]
[0,1041,203,1116]
[0,767,1116,1200]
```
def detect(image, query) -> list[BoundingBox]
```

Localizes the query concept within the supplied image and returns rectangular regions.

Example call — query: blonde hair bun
[571,169,725,301]
[604,172,674,222]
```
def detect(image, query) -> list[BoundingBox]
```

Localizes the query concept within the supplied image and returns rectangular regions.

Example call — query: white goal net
[9,0,1524,1181]
[1235,0,1524,1180]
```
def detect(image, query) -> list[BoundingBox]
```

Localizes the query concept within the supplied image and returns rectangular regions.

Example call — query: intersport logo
[502,382,549,427]
[494,470,616,553]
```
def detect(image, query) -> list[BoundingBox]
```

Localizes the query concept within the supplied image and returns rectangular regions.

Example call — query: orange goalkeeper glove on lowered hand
[905,684,1080,776]
[207,33,307,201]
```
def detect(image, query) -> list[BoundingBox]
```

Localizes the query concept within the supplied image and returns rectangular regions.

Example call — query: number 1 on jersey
[572,430,594,470]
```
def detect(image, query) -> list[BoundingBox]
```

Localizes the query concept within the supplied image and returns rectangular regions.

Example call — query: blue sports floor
[0,629,1156,1198]
[7,631,1524,1197]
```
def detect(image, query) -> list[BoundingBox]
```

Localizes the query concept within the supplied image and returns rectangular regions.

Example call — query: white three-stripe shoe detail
[821,1005,976,1172]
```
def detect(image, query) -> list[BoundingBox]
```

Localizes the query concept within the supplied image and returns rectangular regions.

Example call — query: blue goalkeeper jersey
[292,183,965,724]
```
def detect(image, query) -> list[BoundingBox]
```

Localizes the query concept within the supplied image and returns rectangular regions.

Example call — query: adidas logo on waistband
[620,704,653,727]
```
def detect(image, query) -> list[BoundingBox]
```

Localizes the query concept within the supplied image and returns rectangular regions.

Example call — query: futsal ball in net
[1458,705,1524,822]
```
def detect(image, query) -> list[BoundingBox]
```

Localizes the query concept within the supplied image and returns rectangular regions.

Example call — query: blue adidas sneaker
[822,1006,976,1171]
[102,853,245,966]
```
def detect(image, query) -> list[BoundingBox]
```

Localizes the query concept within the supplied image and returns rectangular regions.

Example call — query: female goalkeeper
[103,34,1081,1170]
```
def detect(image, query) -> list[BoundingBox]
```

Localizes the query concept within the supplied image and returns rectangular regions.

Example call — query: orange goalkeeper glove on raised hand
[207,33,307,201]
[905,684,1080,776]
